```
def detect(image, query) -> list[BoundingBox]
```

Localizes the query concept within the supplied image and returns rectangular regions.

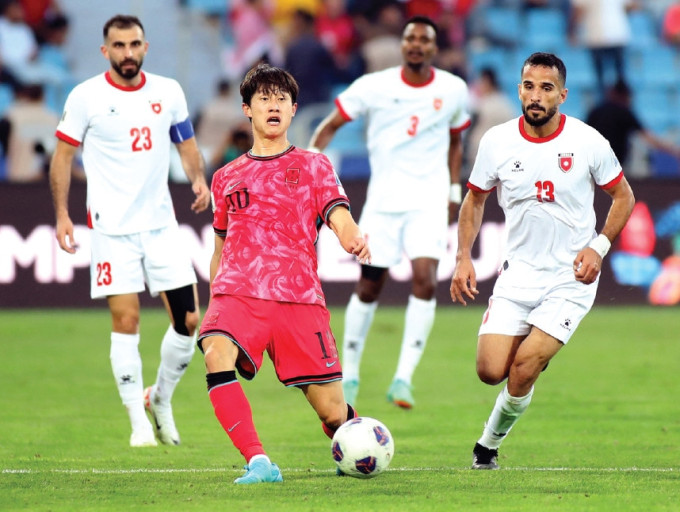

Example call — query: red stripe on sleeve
[56,130,81,147]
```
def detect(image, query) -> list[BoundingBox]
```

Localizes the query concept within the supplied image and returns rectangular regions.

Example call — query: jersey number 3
[130,127,152,151]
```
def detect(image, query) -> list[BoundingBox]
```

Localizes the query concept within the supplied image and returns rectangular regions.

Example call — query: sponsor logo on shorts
[560,317,572,330]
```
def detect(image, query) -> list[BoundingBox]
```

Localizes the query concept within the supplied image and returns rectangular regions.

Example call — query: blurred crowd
[3,0,680,183]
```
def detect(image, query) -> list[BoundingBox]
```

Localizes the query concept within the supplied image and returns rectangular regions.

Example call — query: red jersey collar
[519,113,566,143]
[401,67,435,87]
[105,70,147,91]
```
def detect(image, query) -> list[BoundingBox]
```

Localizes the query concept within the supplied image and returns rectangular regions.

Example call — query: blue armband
[169,117,195,143]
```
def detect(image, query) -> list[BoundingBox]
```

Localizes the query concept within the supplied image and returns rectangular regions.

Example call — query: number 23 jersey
[468,114,623,272]
[56,71,190,235]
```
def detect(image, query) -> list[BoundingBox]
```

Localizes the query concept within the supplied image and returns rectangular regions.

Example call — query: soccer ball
[331,416,394,478]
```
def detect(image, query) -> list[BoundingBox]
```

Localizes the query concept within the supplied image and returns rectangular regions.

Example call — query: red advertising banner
[1,179,678,308]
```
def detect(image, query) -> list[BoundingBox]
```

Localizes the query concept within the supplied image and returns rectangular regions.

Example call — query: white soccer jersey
[469,114,623,279]
[336,66,470,212]
[56,71,190,235]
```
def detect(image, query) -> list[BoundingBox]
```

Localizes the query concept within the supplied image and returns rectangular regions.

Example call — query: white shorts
[89,224,197,299]
[478,265,598,344]
[358,207,447,268]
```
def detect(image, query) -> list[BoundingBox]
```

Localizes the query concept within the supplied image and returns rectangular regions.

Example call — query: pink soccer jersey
[210,146,349,305]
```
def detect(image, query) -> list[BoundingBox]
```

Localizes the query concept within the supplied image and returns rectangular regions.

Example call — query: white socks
[153,325,196,404]
[110,332,148,431]
[478,385,534,449]
[393,295,436,384]
[341,294,377,381]
[110,326,195,432]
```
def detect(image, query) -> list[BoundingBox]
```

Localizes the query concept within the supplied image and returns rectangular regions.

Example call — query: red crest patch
[151,102,162,114]
[433,98,443,111]
[558,153,573,173]
[285,168,300,184]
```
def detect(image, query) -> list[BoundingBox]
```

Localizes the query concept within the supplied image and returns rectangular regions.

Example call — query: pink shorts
[198,295,342,386]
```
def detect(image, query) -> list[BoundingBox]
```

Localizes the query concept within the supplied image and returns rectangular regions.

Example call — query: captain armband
[169,117,195,143]
[588,234,611,259]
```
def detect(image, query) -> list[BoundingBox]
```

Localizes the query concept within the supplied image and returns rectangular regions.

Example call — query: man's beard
[112,58,142,79]
[522,103,558,127]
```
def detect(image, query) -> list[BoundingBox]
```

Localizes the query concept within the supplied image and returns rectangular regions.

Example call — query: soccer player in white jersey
[309,15,471,409]
[49,15,210,448]
[450,52,635,469]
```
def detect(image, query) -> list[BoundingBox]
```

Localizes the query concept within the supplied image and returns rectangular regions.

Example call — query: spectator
[0,0,71,93]
[465,67,516,171]
[207,121,253,172]
[222,0,283,81]
[586,79,680,169]
[316,0,364,83]
[663,1,680,45]
[357,1,404,73]
[570,0,640,96]
[194,78,244,172]
[284,9,337,107]
[0,83,59,182]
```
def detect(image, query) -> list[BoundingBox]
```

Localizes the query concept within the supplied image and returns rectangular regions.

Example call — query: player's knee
[318,403,346,430]
[112,312,140,334]
[476,361,506,386]
[166,285,197,336]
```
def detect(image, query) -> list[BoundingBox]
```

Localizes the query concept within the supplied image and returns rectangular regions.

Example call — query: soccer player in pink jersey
[198,63,370,484]
[309,15,471,410]
[49,15,210,448]
[451,53,635,469]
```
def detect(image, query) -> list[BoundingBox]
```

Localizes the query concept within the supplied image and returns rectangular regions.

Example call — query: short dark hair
[402,15,438,38]
[522,52,567,87]
[240,63,299,105]
[103,15,144,40]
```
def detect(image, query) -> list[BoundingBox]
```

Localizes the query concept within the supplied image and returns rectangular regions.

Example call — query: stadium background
[1,0,679,308]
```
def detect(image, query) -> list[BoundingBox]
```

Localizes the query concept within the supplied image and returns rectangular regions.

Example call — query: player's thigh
[198,295,273,380]
[476,333,525,384]
[403,206,447,261]
[90,231,145,299]
[141,224,197,296]
[269,303,342,387]
[358,210,405,268]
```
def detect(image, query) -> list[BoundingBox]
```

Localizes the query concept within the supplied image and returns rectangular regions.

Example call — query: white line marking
[2,466,676,475]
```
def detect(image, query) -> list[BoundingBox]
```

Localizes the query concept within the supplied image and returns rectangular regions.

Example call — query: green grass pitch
[1,305,678,511]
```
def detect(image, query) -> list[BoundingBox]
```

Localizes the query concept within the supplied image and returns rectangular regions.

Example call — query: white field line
[2,466,677,475]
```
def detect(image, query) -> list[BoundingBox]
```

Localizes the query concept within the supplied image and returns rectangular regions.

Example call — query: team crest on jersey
[433,98,443,110]
[150,101,162,114]
[285,168,300,184]
[558,153,574,173]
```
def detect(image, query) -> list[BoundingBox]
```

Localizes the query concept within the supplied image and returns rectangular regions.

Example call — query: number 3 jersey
[210,146,350,306]
[335,66,470,213]
[55,71,190,235]
[468,114,623,273]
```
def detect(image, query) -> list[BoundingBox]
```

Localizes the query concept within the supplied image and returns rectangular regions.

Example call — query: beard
[111,58,143,79]
[522,103,558,127]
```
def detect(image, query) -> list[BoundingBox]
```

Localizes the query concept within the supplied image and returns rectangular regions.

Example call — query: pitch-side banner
[1,180,678,308]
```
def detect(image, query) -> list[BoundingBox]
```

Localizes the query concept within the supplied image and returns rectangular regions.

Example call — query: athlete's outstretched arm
[327,206,370,264]
[450,188,489,305]
[308,108,347,151]
[49,139,79,254]
[574,176,635,284]
[176,137,210,213]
